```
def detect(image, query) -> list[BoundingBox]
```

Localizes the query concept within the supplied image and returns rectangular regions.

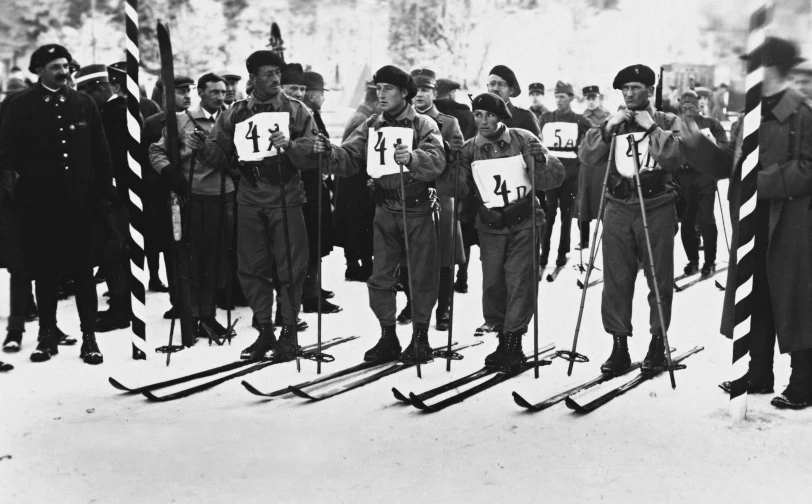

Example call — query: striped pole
[730,2,770,421]
[126,0,147,360]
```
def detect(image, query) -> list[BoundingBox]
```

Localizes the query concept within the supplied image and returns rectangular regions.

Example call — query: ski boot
[540,251,549,268]
[683,261,699,276]
[454,277,468,294]
[96,295,131,333]
[719,374,774,394]
[771,350,812,409]
[555,253,568,267]
[700,262,716,278]
[0,361,12,372]
[3,330,23,353]
[641,334,667,373]
[302,297,342,314]
[163,306,176,320]
[273,325,300,362]
[397,303,412,324]
[474,322,498,337]
[199,317,235,345]
[485,330,525,371]
[401,328,432,363]
[321,288,335,300]
[600,334,631,374]
[364,325,402,362]
[30,327,59,362]
[80,333,104,365]
[55,326,77,346]
[241,323,276,361]
[435,309,450,332]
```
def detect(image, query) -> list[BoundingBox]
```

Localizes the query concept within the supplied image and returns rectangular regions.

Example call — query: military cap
[373,65,417,101]
[741,36,805,68]
[488,65,521,97]
[411,68,437,88]
[154,75,194,90]
[74,64,109,90]
[612,64,656,90]
[694,86,712,97]
[554,80,574,96]
[69,59,81,74]
[303,71,328,91]
[29,44,73,73]
[471,92,511,120]
[107,61,127,86]
[436,78,461,95]
[246,50,286,74]
[679,89,699,107]
[217,69,242,81]
[582,85,600,96]
[528,82,545,95]
[281,63,306,86]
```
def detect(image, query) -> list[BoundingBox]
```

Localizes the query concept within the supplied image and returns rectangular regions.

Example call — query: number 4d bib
[366,127,413,179]
[541,122,578,158]
[614,132,659,178]
[234,112,291,162]
[472,155,530,208]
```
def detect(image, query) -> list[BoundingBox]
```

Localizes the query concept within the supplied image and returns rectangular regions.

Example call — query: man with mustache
[0,44,116,365]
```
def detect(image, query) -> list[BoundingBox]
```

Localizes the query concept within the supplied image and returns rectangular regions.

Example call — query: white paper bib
[614,132,659,178]
[366,127,413,179]
[472,155,530,208]
[233,112,290,162]
[541,122,579,158]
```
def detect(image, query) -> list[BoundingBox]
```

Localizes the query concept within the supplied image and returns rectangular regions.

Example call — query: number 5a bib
[614,132,659,178]
[233,112,291,162]
[472,155,530,208]
[541,122,578,158]
[366,127,413,179]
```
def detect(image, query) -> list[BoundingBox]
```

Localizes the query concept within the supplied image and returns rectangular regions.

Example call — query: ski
[110,359,251,394]
[675,267,728,292]
[576,277,603,290]
[564,346,704,413]
[140,336,358,402]
[393,343,555,405]
[287,341,482,401]
[715,280,725,291]
[673,270,700,283]
[546,258,569,282]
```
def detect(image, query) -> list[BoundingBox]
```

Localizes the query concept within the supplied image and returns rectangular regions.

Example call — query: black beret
[74,64,109,90]
[303,71,328,91]
[107,61,127,86]
[29,44,72,73]
[488,65,520,97]
[528,82,545,95]
[612,64,656,89]
[410,68,436,88]
[436,78,460,95]
[246,50,286,74]
[471,92,511,120]
[373,65,417,102]
[740,36,805,69]
[281,62,305,86]
[582,85,600,96]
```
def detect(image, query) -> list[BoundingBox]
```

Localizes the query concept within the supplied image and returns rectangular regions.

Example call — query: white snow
[2,182,811,503]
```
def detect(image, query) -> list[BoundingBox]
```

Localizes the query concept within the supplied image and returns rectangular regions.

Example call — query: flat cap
[29,44,72,73]
[612,64,656,90]
[217,69,242,81]
[679,89,699,107]
[436,78,460,95]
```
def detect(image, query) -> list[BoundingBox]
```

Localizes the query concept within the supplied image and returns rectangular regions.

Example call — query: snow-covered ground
[2,179,811,504]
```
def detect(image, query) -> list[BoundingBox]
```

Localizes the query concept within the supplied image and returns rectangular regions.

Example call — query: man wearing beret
[334,81,378,282]
[683,37,812,410]
[458,92,564,369]
[187,50,320,362]
[487,65,540,137]
[0,44,116,365]
[675,89,727,279]
[579,63,683,375]
[408,68,464,331]
[528,82,550,121]
[314,65,446,363]
[300,70,341,314]
[538,81,593,268]
[578,85,612,249]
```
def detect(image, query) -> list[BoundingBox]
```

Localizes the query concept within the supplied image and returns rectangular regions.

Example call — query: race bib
[233,112,290,162]
[700,127,717,145]
[366,127,413,179]
[472,155,530,208]
[541,122,578,158]
[614,132,659,178]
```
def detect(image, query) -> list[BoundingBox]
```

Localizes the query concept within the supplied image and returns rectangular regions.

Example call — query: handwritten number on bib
[268,124,280,151]
[244,121,260,153]
[625,135,655,170]
[493,175,512,206]
[374,132,387,165]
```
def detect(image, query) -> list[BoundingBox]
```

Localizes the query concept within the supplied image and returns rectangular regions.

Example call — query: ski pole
[445,155,460,372]
[716,185,730,255]
[529,154,541,378]
[562,133,616,376]
[313,129,325,374]
[629,136,676,389]
[396,140,421,379]
[276,136,301,372]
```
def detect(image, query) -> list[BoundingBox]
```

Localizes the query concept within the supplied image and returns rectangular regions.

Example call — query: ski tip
[715,280,725,290]
[408,392,431,411]
[576,280,585,289]
[108,377,131,392]
[392,387,411,403]
[241,380,264,396]
[563,396,583,412]
[511,391,535,409]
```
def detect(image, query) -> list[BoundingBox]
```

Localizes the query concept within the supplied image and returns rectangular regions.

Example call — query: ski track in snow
[2,183,811,503]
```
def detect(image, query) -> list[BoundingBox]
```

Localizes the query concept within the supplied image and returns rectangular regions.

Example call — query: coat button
[63,153,68,158]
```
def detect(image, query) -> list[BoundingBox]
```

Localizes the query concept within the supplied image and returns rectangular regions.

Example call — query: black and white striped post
[731,2,770,420]
[126,0,147,359]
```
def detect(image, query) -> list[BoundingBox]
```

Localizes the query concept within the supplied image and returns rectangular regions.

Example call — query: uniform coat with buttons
[0,82,115,276]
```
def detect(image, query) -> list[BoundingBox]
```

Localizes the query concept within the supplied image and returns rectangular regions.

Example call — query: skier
[313,65,446,363]
[538,81,593,268]
[682,37,812,410]
[458,93,564,368]
[186,50,320,361]
[578,64,683,375]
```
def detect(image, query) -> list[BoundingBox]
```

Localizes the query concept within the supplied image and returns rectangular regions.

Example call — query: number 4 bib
[614,132,659,178]
[234,112,291,162]
[366,127,413,179]
[472,155,530,208]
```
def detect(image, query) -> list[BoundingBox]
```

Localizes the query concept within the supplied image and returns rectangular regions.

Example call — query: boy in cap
[579,63,683,375]
[187,50,320,361]
[313,65,446,363]
[538,81,593,268]
[487,65,540,136]
[528,82,550,121]
[458,92,564,368]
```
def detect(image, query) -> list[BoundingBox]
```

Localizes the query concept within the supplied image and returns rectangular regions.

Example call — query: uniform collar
[247,90,287,111]
[415,103,439,119]
[474,124,511,150]
[771,87,804,123]
[374,103,417,129]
